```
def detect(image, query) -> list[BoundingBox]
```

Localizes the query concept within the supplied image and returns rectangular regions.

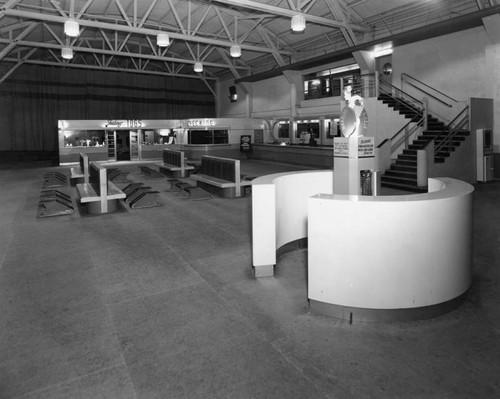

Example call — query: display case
[140,129,177,160]
[59,129,108,164]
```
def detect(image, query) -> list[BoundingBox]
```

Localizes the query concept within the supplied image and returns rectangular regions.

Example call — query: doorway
[116,131,130,161]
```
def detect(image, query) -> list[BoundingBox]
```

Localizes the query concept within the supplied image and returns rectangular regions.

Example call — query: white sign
[188,119,216,127]
[333,138,350,157]
[334,137,374,158]
[105,119,143,128]
[357,137,374,157]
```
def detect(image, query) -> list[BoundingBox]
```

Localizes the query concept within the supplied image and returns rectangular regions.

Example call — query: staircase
[378,93,470,193]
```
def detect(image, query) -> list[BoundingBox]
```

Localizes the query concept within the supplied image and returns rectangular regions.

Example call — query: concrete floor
[0,160,499,399]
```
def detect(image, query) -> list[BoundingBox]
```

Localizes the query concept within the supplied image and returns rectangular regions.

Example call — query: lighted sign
[187,119,216,127]
[105,119,143,128]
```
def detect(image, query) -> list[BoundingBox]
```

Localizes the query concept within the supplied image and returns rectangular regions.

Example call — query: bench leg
[87,199,119,214]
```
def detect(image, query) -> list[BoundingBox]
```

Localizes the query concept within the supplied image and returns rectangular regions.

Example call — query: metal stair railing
[432,106,470,157]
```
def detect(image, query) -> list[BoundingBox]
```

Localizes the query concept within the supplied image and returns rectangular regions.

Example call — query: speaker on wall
[229,86,237,102]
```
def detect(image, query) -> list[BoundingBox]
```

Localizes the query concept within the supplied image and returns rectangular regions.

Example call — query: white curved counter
[308,177,474,321]
[251,170,333,277]
[251,172,474,321]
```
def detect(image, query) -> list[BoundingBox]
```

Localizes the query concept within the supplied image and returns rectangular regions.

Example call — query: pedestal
[333,136,375,195]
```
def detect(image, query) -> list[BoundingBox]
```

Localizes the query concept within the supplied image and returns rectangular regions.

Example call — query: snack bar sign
[187,119,216,127]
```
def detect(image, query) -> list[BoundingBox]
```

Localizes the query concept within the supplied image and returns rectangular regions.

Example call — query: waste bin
[360,169,372,196]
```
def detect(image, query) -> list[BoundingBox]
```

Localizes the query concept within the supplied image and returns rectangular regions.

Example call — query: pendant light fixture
[61,47,73,60]
[157,33,170,47]
[291,14,306,32]
[194,62,203,73]
[64,19,80,37]
[230,44,241,58]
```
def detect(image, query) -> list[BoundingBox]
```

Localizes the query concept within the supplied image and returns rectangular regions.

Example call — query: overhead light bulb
[64,19,80,37]
[291,14,306,32]
[194,62,203,73]
[230,44,241,58]
[61,47,73,60]
[157,33,170,47]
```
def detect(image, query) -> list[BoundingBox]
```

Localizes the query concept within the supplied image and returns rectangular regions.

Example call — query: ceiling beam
[0,56,217,80]
[211,0,369,31]
[2,9,293,56]
[0,38,251,71]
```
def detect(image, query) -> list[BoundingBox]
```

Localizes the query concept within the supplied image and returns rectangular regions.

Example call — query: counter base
[309,292,468,322]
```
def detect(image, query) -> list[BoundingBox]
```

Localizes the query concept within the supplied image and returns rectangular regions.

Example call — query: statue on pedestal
[339,85,368,138]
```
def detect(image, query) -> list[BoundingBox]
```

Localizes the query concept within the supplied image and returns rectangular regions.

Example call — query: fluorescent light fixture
[291,14,306,32]
[64,19,80,37]
[61,47,73,60]
[194,62,203,73]
[317,64,359,77]
[373,43,393,57]
[230,44,241,58]
[157,33,170,47]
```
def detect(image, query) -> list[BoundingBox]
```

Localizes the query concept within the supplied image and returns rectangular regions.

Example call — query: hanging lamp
[61,47,73,60]
[194,62,203,72]
[291,14,306,32]
[157,33,170,47]
[64,19,80,37]
[230,44,241,58]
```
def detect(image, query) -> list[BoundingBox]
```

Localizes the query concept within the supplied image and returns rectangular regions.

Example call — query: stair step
[381,181,428,193]
[408,144,427,150]
[395,159,417,166]
[381,175,418,186]
[391,164,417,173]
[384,169,417,178]
[398,154,417,161]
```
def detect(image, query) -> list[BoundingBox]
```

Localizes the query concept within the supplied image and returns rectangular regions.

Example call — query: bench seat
[190,173,252,188]
[159,162,195,172]
[70,166,84,179]
[76,181,126,203]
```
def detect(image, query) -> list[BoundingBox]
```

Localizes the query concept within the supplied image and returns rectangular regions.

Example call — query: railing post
[417,149,427,188]
[404,125,409,150]
[422,97,428,131]
[374,71,379,98]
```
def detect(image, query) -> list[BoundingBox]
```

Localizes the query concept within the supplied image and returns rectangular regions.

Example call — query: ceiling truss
[0,0,493,87]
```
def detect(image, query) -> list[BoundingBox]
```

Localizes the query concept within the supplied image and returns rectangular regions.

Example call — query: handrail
[433,106,469,156]
[390,117,424,154]
[401,73,457,108]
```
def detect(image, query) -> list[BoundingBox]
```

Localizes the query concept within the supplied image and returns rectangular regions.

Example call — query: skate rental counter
[57,118,265,165]
[251,172,474,322]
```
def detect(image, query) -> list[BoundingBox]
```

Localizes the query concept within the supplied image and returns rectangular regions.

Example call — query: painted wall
[392,26,499,147]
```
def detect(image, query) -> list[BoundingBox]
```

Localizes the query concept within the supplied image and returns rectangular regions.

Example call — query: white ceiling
[0,0,498,85]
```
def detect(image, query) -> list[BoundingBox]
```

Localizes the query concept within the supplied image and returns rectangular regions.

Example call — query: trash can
[360,169,372,196]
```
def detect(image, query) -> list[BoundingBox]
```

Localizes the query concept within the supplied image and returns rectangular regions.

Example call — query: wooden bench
[189,155,252,198]
[158,149,194,178]
[76,161,126,213]
[70,153,89,184]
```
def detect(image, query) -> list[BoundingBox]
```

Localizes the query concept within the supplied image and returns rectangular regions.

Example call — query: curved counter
[251,172,474,321]
[308,177,474,321]
[252,170,333,277]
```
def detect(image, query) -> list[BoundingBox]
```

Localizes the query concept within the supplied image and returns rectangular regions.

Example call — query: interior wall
[0,65,216,152]
[392,26,499,145]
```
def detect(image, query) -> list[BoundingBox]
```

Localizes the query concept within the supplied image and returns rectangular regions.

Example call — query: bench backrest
[89,161,107,196]
[79,153,90,184]
[163,149,184,167]
[199,155,238,182]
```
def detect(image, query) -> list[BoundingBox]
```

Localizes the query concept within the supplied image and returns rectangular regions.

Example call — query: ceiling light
[291,14,306,32]
[157,33,170,47]
[61,47,73,60]
[194,62,203,73]
[230,44,241,58]
[64,19,80,37]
